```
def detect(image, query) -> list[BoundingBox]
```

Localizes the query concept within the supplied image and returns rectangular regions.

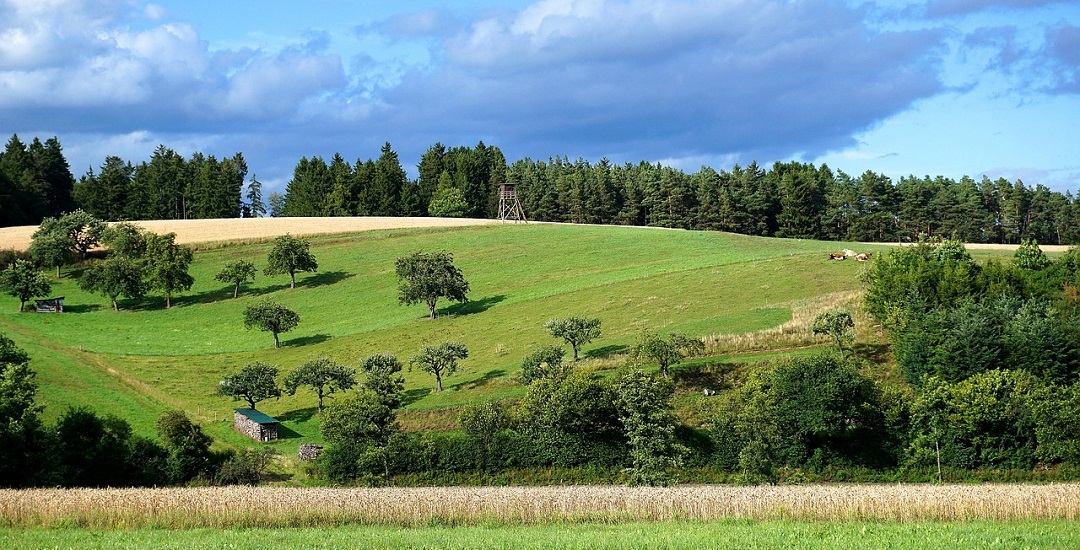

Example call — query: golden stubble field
[2,484,1078,528]
[0,217,500,251]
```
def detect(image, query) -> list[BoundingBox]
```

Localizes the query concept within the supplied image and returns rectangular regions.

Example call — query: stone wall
[233,411,278,441]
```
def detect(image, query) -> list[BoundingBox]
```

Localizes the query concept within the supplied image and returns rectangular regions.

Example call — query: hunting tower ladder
[497,183,527,223]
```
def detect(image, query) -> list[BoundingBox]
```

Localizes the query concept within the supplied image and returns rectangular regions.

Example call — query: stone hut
[233,408,279,442]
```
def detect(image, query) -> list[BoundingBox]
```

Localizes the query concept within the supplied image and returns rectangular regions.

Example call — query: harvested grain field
[0,216,499,251]
[2,484,1078,528]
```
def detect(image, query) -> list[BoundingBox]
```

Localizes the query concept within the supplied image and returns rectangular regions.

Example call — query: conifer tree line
[4,132,1080,245]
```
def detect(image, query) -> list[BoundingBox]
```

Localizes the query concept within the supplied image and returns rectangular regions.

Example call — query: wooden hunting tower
[497,183,527,223]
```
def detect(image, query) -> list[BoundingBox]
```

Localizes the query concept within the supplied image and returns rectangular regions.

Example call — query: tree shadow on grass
[401,387,432,407]
[853,342,891,364]
[674,361,736,391]
[274,424,303,440]
[444,294,506,316]
[301,270,355,289]
[583,344,628,359]
[278,407,318,424]
[450,368,506,391]
[62,303,102,313]
[287,333,332,347]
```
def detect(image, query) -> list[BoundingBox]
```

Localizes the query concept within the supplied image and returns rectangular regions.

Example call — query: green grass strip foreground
[2,520,1076,549]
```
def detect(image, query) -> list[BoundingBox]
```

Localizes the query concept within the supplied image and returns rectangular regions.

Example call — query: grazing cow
[829,253,846,261]
[842,249,857,257]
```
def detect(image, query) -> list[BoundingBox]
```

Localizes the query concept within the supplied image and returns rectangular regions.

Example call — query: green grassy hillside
[0,224,875,461]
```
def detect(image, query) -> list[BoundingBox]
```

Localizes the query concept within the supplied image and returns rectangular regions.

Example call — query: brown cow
[829,253,846,260]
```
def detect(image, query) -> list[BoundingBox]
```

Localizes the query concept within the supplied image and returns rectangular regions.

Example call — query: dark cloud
[1045,24,1080,91]
[3,0,1075,189]
[371,0,945,164]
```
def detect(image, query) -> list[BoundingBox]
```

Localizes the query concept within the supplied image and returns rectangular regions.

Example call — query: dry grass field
[0,216,500,251]
[2,484,1078,528]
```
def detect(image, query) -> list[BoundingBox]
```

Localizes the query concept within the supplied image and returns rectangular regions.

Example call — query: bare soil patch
[0,217,499,251]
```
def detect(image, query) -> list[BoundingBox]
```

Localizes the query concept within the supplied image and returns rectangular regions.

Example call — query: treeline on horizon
[3,133,1079,245]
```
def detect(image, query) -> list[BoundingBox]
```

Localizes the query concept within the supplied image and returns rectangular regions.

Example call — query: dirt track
[0,217,500,251]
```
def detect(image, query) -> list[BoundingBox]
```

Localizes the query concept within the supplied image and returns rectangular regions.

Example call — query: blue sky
[1,0,1078,194]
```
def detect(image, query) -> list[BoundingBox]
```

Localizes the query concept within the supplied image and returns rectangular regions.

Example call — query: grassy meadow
[4,521,1077,550]
[0,223,874,462]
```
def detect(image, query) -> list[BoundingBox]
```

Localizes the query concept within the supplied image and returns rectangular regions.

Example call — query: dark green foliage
[284,156,331,216]
[410,341,468,392]
[320,390,399,483]
[157,410,215,484]
[869,240,1080,384]
[358,353,405,409]
[0,134,76,227]
[1033,383,1080,464]
[516,370,624,467]
[632,331,703,377]
[264,234,317,289]
[613,368,686,485]
[0,259,51,312]
[243,300,300,348]
[0,333,49,487]
[459,402,511,471]
[214,259,256,298]
[245,175,266,218]
[520,345,569,385]
[74,156,132,221]
[319,354,406,481]
[395,251,470,319]
[78,255,147,311]
[214,447,275,485]
[217,361,282,410]
[907,370,1043,471]
[544,316,601,361]
[730,354,893,477]
[284,356,356,412]
[53,407,167,487]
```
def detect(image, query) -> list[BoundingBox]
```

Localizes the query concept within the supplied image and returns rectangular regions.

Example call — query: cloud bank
[0,0,1075,188]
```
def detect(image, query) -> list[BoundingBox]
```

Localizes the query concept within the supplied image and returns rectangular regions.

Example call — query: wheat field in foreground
[2,484,1078,528]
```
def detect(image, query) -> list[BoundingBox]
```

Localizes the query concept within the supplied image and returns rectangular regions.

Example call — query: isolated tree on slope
[264,234,317,289]
[215,260,256,298]
[243,300,300,348]
[545,316,601,361]
[411,341,468,392]
[284,356,356,413]
[811,310,855,358]
[395,250,470,319]
[633,331,704,378]
[217,361,282,410]
[145,232,194,308]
